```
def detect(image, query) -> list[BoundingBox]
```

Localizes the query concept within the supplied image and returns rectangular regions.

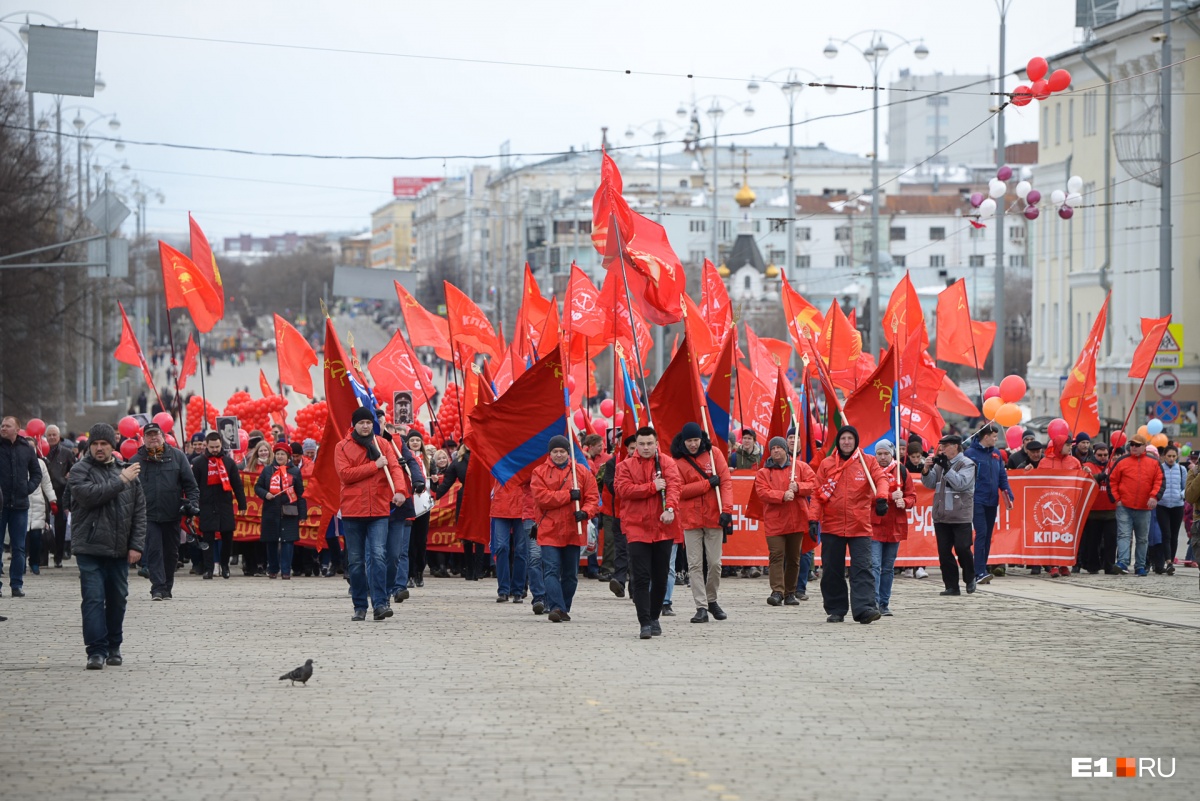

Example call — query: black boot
[690,607,709,623]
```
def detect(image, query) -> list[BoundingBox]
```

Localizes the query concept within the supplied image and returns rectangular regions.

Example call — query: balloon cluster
[1048,175,1084,221]
[972,165,1085,223]
[1137,418,1170,449]
[436,383,463,444]
[293,401,328,444]
[982,375,1027,437]
[23,418,50,457]
[969,165,1017,220]
[185,397,221,440]
[223,391,288,438]
[1011,56,1071,107]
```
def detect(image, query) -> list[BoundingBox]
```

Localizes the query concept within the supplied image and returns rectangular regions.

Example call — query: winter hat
[680,422,703,440]
[190,432,205,443]
[836,425,860,452]
[1074,432,1091,443]
[142,422,163,437]
[874,440,895,455]
[939,434,963,447]
[272,441,292,456]
[88,423,116,446]
[290,442,304,455]
[302,438,318,453]
[768,436,788,453]
[547,434,571,454]
[351,406,375,425]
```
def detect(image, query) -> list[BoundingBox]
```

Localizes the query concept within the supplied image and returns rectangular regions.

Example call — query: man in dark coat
[255,442,307,579]
[1,416,44,597]
[131,422,199,600]
[68,423,146,669]
[44,425,76,567]
[190,431,247,579]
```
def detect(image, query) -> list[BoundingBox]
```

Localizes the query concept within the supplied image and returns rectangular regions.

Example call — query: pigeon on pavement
[279,659,314,686]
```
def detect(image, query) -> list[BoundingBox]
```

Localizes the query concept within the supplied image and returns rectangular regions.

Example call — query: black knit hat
[351,406,375,425]
[88,422,116,446]
[836,425,859,451]
[680,422,703,440]
[547,434,570,454]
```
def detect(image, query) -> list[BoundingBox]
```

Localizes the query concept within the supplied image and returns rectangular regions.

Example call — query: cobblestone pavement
[1,563,1196,801]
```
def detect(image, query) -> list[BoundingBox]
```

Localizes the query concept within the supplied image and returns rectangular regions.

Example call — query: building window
[1039,302,1047,363]
[1009,254,1026,268]
[969,255,985,267]
[834,226,851,241]
[796,227,811,241]
[769,249,785,264]
[1009,225,1025,241]
[1068,98,1075,141]
[835,255,851,267]
[744,275,752,291]
[1083,90,1097,137]
[892,255,906,267]
[1053,302,1060,356]
[969,225,985,240]
[796,254,810,269]
[753,220,762,233]
[770,219,787,233]
[889,226,906,241]
[1042,107,1049,145]
[689,250,706,265]
[861,239,873,256]
[679,179,689,188]
[1055,103,1062,145]
[718,220,732,240]
[930,254,945,268]
[929,227,945,241]
[689,219,706,233]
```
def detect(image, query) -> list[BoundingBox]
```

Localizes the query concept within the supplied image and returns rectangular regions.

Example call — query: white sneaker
[902,568,914,579]
[915,567,929,579]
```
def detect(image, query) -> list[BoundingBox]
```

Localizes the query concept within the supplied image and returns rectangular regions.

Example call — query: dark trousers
[28,527,47,568]
[53,508,68,563]
[628,539,673,626]
[77,553,129,658]
[202,530,233,573]
[408,514,429,579]
[819,534,877,620]
[1079,515,1116,572]
[462,539,484,580]
[934,521,975,592]
[1154,505,1185,570]
[601,514,628,584]
[143,519,180,597]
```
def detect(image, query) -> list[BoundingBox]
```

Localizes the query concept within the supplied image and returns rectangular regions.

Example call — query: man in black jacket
[131,422,199,600]
[44,425,76,567]
[190,432,247,579]
[1,416,43,597]
[69,423,146,669]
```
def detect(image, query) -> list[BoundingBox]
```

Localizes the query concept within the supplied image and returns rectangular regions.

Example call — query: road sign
[1154,372,1178,397]
[1154,323,1184,369]
[1154,400,1179,424]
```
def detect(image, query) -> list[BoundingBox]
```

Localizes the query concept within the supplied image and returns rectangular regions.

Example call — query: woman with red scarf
[189,432,247,579]
[255,442,307,579]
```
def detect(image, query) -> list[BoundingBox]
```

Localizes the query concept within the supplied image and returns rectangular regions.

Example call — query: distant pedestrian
[1,416,44,598]
[131,422,199,600]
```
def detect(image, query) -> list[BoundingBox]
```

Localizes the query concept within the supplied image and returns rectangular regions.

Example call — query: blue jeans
[972,504,998,579]
[385,517,411,596]
[343,517,389,611]
[525,521,544,604]
[796,542,816,595]
[76,553,129,658]
[663,542,678,605]
[542,544,580,613]
[266,541,295,576]
[1116,506,1151,571]
[490,517,527,597]
[869,540,900,610]
[1,507,29,592]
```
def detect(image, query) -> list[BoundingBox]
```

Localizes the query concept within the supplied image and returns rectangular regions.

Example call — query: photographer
[921,434,977,596]
[131,422,199,601]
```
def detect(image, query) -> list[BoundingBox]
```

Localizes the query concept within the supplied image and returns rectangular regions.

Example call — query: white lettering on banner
[1032,531,1075,544]
[907,504,935,539]
[732,503,759,531]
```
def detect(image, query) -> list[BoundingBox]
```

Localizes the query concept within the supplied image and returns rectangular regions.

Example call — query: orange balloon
[1137,425,1150,440]
[1151,433,1169,449]
[982,396,1004,421]
[994,403,1022,428]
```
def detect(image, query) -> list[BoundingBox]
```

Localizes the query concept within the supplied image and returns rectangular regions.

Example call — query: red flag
[368,330,432,415]
[1060,293,1110,436]
[599,268,652,366]
[820,301,862,377]
[178,334,199,392]
[321,317,360,436]
[444,281,501,360]
[648,333,707,450]
[188,214,225,322]
[591,150,636,257]
[682,293,719,373]
[259,368,274,399]
[882,273,928,349]
[395,281,452,361]
[937,370,981,418]
[159,241,222,333]
[699,259,733,343]
[273,314,318,399]
[935,279,995,370]
[780,274,825,354]
[514,264,552,361]
[536,301,561,360]
[563,263,605,341]
[114,302,159,404]
[492,342,524,396]
[1130,315,1172,380]
[736,369,774,442]
[745,367,794,521]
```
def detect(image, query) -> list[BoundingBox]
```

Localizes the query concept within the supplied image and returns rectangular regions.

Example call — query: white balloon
[1015,180,1032,200]
[988,179,1006,199]
[979,198,997,219]
[1067,192,1082,206]
[1067,175,1083,194]
[1050,189,1066,206]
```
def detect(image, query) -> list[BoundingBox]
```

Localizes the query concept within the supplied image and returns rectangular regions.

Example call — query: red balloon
[566,376,577,393]
[1047,418,1070,441]
[1031,79,1050,101]
[238,429,249,451]
[120,439,139,460]
[118,416,141,438]
[1027,56,1049,83]
[999,375,1027,404]
[593,418,609,433]
[573,409,587,429]
[152,412,175,434]
[1011,84,1033,107]
[25,418,46,438]
[614,412,625,430]
[1005,426,1024,450]
[166,434,178,448]
[37,437,49,457]
[599,399,615,417]
[983,385,1001,401]
[1110,431,1127,449]
[1046,69,1071,93]
[17,429,27,438]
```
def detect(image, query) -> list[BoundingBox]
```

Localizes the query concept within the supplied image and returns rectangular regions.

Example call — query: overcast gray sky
[3,0,1082,243]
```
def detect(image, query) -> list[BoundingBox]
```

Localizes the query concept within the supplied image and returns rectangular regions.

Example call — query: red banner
[232,467,325,550]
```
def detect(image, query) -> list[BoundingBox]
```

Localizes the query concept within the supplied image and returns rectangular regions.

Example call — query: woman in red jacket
[814,425,889,624]
[671,422,733,623]
[753,436,817,607]
[870,441,916,616]
[531,435,599,623]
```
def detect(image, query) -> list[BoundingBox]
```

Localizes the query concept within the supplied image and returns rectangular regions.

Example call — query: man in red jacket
[531,435,599,623]
[1109,434,1163,575]
[670,421,733,623]
[814,425,888,624]
[335,407,409,621]
[754,435,817,608]
[615,426,682,640]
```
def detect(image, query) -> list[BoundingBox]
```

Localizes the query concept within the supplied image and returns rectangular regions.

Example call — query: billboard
[392,177,443,198]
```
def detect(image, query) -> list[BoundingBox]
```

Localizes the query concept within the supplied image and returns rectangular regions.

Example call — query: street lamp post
[69,108,121,212]
[824,31,929,355]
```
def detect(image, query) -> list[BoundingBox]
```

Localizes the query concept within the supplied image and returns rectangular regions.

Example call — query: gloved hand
[934,454,950,471]
[874,498,889,517]
[412,483,427,494]
[570,489,581,501]
[708,475,721,488]
[719,513,733,528]
[573,510,588,523]
[50,502,59,515]
[183,502,200,517]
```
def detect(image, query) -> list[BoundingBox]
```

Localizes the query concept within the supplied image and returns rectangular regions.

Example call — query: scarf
[352,430,381,461]
[269,465,297,502]
[207,454,231,491]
